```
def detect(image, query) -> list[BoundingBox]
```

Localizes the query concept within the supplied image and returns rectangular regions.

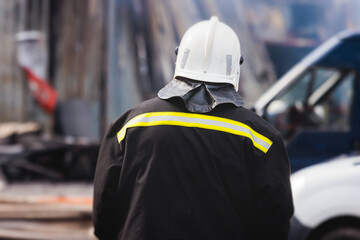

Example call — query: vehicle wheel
[321,227,360,240]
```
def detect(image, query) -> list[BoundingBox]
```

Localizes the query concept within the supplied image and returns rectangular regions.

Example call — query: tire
[321,227,360,240]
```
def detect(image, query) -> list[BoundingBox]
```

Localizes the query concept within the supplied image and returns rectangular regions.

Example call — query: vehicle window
[313,68,338,92]
[266,70,311,117]
[314,72,354,131]
[275,71,311,109]
[265,67,344,138]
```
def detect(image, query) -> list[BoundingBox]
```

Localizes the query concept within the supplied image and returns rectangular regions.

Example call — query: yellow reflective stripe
[152,111,273,146]
[116,112,273,153]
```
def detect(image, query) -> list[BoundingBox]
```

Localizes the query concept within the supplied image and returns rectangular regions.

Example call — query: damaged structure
[0,0,277,239]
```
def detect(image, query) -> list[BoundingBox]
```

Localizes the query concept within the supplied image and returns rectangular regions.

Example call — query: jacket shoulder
[232,107,282,142]
[108,97,179,134]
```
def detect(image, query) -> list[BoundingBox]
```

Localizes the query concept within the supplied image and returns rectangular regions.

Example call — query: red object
[23,67,57,113]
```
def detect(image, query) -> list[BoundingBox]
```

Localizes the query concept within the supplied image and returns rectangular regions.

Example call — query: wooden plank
[0,203,91,220]
[0,220,95,240]
[0,183,93,220]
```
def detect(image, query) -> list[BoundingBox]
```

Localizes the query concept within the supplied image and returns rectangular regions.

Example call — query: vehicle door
[263,67,357,171]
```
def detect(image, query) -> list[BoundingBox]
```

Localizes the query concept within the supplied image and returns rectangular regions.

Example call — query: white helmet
[174,16,243,90]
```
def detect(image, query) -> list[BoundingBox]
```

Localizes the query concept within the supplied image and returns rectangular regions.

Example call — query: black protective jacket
[93,96,293,240]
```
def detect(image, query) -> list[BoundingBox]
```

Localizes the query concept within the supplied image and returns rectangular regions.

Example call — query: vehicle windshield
[265,67,355,139]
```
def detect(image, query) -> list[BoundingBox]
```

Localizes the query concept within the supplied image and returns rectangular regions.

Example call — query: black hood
[158,78,244,113]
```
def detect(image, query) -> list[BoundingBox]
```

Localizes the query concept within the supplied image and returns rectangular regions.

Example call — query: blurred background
[1,0,359,138]
[0,0,359,239]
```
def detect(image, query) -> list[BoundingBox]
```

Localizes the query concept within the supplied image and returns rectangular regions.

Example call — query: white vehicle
[289,155,360,240]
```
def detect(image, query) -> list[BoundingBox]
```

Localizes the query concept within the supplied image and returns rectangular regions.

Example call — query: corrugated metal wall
[0,0,19,122]
[132,0,277,106]
[106,0,142,123]
[52,0,105,138]
[0,0,105,138]
[0,0,49,123]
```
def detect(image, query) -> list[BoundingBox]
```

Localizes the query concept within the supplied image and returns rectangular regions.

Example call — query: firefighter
[93,16,293,240]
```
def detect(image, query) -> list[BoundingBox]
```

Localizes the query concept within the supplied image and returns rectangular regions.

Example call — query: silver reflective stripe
[226,54,232,75]
[180,49,190,69]
[117,112,273,153]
